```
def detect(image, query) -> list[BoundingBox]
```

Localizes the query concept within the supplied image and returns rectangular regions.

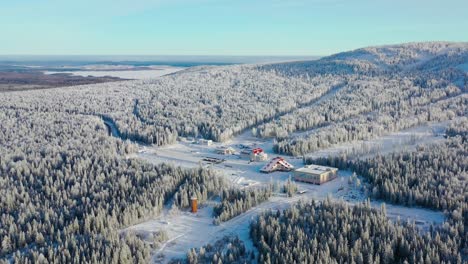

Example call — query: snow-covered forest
[213,187,272,224]
[0,109,225,262]
[0,42,467,263]
[306,132,467,212]
[1,43,466,149]
[251,200,464,263]
[0,66,341,145]
[260,43,467,155]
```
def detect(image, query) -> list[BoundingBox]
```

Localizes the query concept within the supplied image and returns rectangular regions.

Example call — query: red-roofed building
[250,148,268,161]
[260,157,294,173]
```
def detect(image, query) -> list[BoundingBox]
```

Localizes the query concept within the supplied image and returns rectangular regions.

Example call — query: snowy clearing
[127,125,446,263]
[304,121,448,160]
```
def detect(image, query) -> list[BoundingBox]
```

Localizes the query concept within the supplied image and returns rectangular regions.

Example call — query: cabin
[216,146,236,155]
[260,157,294,173]
[293,164,338,185]
[202,157,225,164]
[250,148,268,162]
[198,139,213,146]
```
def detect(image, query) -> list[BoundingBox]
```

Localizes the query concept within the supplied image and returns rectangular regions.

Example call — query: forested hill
[261,42,468,76]
[0,42,467,263]
[1,42,466,149]
[257,42,467,155]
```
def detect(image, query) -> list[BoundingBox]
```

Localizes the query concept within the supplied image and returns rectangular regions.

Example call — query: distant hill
[261,42,468,76]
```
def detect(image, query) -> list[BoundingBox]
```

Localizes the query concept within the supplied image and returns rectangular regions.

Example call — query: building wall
[294,170,337,185]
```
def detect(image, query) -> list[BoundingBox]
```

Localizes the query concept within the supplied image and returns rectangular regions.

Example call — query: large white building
[293,164,338,185]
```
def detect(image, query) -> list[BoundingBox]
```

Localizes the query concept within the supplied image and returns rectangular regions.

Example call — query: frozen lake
[44,66,184,80]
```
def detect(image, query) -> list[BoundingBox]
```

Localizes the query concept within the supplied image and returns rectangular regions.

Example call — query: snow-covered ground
[44,66,184,80]
[457,62,468,72]
[127,124,447,263]
[304,121,448,160]
[137,121,448,186]
[125,170,444,263]
[137,130,305,187]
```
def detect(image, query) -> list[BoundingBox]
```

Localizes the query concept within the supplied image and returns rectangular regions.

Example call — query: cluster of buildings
[259,156,337,185]
[197,139,339,185]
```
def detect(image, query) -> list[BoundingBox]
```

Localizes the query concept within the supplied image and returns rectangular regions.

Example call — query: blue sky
[1,0,467,56]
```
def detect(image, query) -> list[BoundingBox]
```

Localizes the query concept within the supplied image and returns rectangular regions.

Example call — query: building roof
[217,146,235,151]
[295,164,338,175]
[252,148,264,154]
[261,157,294,172]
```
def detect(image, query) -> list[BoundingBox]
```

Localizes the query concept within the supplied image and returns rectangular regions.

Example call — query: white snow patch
[44,66,184,80]
[304,121,448,160]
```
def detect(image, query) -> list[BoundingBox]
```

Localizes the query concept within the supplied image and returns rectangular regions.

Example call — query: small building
[238,144,251,149]
[202,157,225,164]
[198,139,213,146]
[250,148,268,162]
[216,146,236,155]
[260,157,294,173]
[240,148,252,155]
[293,164,338,185]
[179,136,195,143]
[191,197,198,213]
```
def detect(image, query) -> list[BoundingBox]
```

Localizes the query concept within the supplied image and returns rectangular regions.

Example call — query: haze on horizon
[1,0,468,57]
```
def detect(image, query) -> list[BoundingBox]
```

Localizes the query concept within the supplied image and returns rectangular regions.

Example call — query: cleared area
[126,125,447,263]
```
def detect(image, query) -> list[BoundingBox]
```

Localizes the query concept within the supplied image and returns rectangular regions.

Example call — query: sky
[1,0,467,56]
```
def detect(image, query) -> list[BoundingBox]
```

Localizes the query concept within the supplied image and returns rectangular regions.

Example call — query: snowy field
[44,66,184,80]
[125,123,447,263]
[304,121,448,160]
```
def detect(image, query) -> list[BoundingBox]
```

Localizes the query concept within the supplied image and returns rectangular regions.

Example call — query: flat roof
[295,164,338,175]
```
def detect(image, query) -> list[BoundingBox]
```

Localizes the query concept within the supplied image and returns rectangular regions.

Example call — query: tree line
[169,236,255,264]
[213,187,272,224]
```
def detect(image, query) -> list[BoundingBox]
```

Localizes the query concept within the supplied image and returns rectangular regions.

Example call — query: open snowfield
[44,66,184,80]
[304,121,448,160]
[127,124,447,263]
